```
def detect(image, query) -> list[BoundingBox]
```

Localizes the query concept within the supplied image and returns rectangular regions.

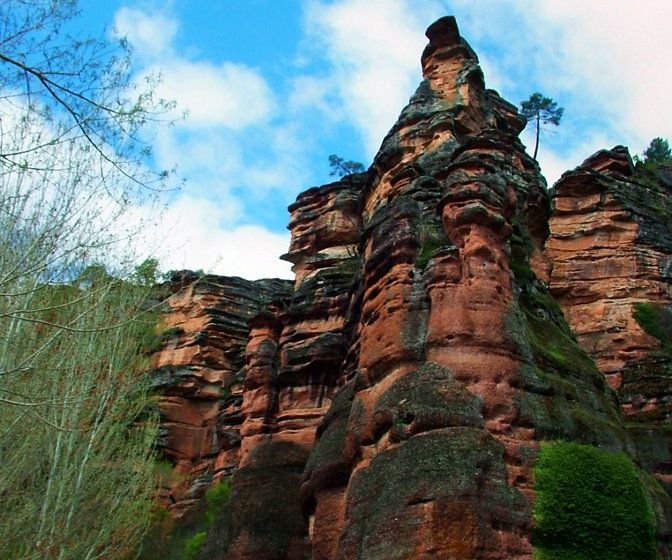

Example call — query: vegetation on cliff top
[328,154,366,178]
[636,137,672,167]
[520,92,564,160]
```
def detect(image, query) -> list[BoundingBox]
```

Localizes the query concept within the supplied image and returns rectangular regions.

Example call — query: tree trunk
[533,112,540,160]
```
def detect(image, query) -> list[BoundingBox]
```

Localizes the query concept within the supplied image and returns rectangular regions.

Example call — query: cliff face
[148,16,672,560]
[546,147,672,488]
[150,272,292,516]
[298,18,631,560]
[546,147,672,387]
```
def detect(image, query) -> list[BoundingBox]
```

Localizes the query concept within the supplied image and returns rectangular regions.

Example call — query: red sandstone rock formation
[149,17,672,560]
[151,272,291,516]
[547,147,672,388]
[298,17,628,560]
[546,146,672,489]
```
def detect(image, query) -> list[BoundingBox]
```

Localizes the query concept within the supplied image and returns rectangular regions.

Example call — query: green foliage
[329,154,365,177]
[0,1,174,557]
[205,478,232,525]
[634,138,672,172]
[135,257,161,286]
[520,93,564,126]
[633,302,672,350]
[184,532,207,560]
[77,262,114,287]
[140,478,232,560]
[0,276,161,559]
[533,441,656,560]
[520,92,564,159]
[508,219,537,283]
[415,223,444,269]
[152,458,188,487]
[643,137,672,165]
[141,325,185,355]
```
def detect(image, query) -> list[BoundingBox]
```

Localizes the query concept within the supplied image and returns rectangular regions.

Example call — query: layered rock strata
[204,175,365,559]
[298,18,633,560]
[547,147,672,387]
[150,272,291,516]
[148,16,672,560]
[546,147,672,489]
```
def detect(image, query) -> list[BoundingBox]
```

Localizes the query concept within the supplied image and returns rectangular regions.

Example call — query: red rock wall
[300,17,628,560]
[150,272,291,516]
[149,18,672,560]
[215,177,364,558]
[547,147,672,388]
[546,147,672,490]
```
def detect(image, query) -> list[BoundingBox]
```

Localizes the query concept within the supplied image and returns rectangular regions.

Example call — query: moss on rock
[337,428,529,559]
[533,440,656,560]
[633,302,672,350]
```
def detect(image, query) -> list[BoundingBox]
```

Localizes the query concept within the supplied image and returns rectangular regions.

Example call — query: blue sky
[76,0,672,279]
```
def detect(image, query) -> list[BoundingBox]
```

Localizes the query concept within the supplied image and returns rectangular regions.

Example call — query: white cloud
[125,195,292,279]
[109,4,298,279]
[436,1,672,158]
[529,0,672,152]
[453,0,672,182]
[116,6,275,132]
[159,197,292,279]
[147,60,276,130]
[304,0,440,156]
[150,121,309,204]
[302,0,671,176]
[288,75,341,119]
[113,6,178,59]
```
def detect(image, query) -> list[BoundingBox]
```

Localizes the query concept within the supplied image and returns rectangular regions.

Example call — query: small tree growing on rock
[329,154,365,178]
[642,137,671,165]
[520,93,564,160]
[327,155,364,264]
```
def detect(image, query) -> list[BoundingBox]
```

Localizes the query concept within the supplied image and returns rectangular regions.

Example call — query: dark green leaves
[519,92,564,159]
[643,138,671,165]
[328,154,365,177]
[520,92,565,126]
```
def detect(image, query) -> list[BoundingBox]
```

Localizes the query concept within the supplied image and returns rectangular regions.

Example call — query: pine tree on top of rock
[634,138,672,185]
[328,154,365,178]
[520,92,564,160]
[642,137,671,165]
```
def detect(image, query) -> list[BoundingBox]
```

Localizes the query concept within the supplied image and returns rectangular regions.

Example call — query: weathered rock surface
[546,147,672,495]
[547,146,672,387]
[297,19,636,560]
[147,16,672,560]
[208,177,363,559]
[150,272,292,516]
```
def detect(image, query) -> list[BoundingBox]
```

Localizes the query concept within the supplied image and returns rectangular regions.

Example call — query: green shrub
[139,478,232,560]
[184,531,207,560]
[205,478,232,525]
[533,441,656,560]
[142,325,185,355]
